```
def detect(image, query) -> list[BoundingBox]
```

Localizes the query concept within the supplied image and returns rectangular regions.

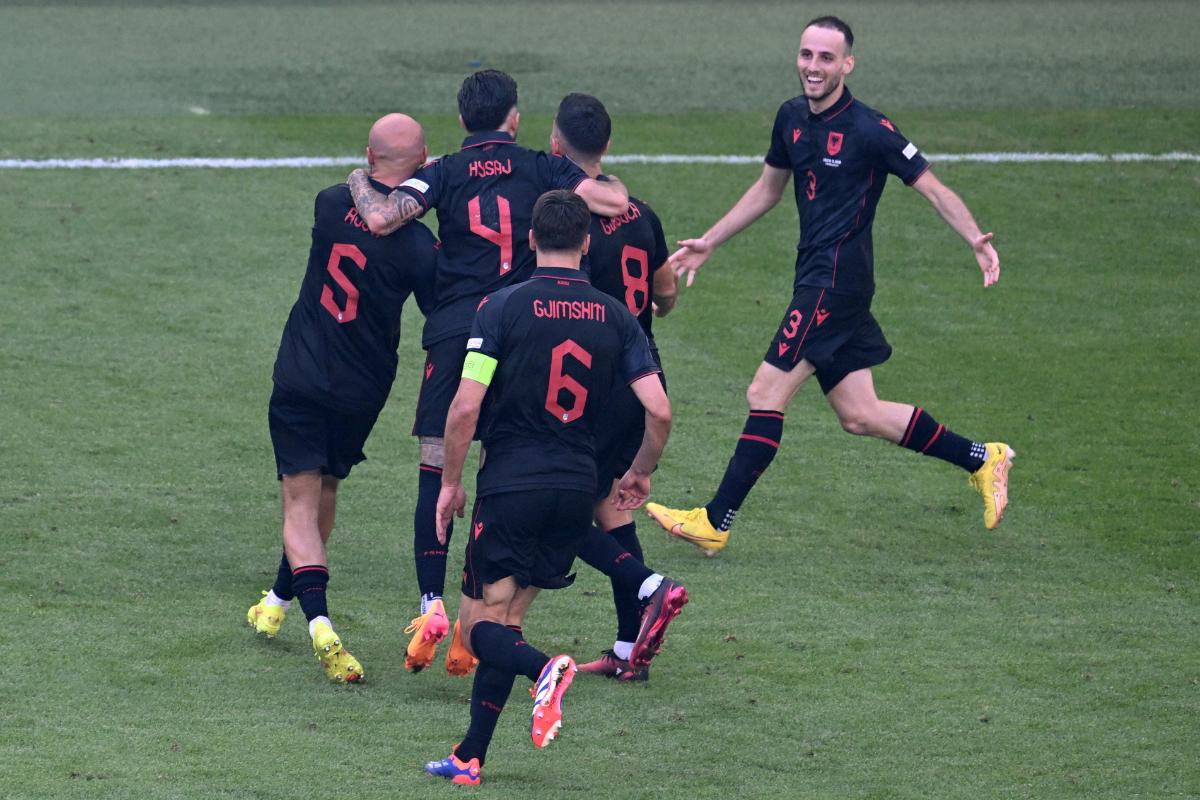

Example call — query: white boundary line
[0,152,1197,169]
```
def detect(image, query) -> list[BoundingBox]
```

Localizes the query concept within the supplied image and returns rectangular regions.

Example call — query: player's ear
[458,114,466,131]
[844,54,855,75]
[365,146,376,169]
[508,107,520,135]
[549,126,562,156]
[581,233,590,256]
[528,229,537,251]
[602,139,610,157]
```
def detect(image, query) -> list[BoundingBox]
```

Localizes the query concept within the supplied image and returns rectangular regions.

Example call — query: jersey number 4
[545,339,592,423]
[469,194,513,275]
[321,243,366,323]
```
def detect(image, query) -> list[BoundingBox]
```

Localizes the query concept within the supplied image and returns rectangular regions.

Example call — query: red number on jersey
[781,309,803,339]
[545,339,593,424]
[468,194,514,275]
[320,242,367,323]
[620,245,650,315]
[805,169,817,201]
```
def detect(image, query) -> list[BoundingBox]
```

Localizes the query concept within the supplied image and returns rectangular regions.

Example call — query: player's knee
[837,411,873,436]
[745,380,774,409]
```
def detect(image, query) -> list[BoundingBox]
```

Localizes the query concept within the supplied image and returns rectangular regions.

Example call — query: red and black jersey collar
[807,86,854,122]
[462,130,516,150]
[532,266,591,283]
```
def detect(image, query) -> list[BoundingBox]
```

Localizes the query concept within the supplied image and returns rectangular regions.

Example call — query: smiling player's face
[796,25,854,111]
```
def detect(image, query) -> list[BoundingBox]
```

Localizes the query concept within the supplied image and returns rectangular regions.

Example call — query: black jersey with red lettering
[765,87,930,298]
[273,179,437,412]
[582,194,669,350]
[395,131,587,348]
[466,267,659,497]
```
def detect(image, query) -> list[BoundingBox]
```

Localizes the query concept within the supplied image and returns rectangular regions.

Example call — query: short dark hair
[554,93,611,158]
[531,190,590,253]
[804,15,854,52]
[457,70,518,132]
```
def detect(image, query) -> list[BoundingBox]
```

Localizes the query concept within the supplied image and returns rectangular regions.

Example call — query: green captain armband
[462,351,498,386]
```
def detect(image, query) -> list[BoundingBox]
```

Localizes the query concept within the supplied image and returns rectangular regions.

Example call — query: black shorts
[764,288,892,394]
[268,384,381,480]
[412,335,469,438]
[592,370,667,501]
[460,489,593,600]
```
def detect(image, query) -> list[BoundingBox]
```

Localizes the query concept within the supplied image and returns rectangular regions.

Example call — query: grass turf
[1,2,1198,798]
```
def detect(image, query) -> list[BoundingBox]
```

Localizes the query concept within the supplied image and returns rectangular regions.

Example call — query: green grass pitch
[1,2,1197,798]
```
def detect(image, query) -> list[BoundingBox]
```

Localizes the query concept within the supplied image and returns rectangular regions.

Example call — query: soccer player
[346,70,630,673]
[647,16,1015,555]
[423,191,671,785]
[245,113,437,683]
[550,93,687,681]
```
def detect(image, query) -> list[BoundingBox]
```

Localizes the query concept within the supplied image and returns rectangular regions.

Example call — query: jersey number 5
[469,194,514,276]
[545,339,592,423]
[321,243,367,323]
[620,245,650,315]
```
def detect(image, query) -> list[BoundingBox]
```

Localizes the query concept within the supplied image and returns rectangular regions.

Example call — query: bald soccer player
[246,114,439,683]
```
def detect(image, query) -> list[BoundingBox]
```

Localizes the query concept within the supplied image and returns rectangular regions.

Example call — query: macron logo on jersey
[902,142,919,160]
[792,128,803,143]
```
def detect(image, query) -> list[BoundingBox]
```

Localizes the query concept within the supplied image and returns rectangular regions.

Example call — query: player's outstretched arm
[435,378,487,543]
[346,168,424,236]
[574,175,629,217]
[616,374,672,510]
[669,163,791,287]
[911,170,1000,287]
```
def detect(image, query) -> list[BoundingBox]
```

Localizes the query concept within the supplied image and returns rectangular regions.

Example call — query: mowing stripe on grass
[1,152,1198,169]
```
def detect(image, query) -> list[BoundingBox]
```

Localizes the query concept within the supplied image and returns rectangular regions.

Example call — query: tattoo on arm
[347,168,423,235]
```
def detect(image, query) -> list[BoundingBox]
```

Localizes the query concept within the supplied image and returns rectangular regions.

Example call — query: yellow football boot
[311,621,363,683]
[246,591,287,638]
[968,443,1016,530]
[646,503,729,556]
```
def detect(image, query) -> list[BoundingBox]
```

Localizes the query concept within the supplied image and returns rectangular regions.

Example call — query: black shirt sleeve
[395,158,443,212]
[765,102,794,169]
[537,151,588,191]
[466,292,504,360]
[865,114,930,185]
[618,306,660,384]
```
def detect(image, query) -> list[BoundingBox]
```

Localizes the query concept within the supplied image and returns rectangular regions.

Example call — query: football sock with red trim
[576,525,653,593]
[899,407,987,472]
[470,621,550,683]
[454,661,516,766]
[291,565,330,621]
[270,551,294,601]
[706,410,785,531]
[607,523,646,644]
[414,464,450,598]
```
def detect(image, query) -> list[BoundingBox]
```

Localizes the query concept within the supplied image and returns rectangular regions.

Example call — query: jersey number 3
[321,243,366,323]
[469,194,514,275]
[545,339,592,423]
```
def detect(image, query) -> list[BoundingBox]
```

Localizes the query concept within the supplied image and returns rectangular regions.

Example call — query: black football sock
[899,407,987,473]
[414,465,450,599]
[576,525,653,592]
[606,523,648,644]
[706,410,785,531]
[454,661,516,766]
[270,551,294,601]
[469,621,551,682]
[291,565,330,621]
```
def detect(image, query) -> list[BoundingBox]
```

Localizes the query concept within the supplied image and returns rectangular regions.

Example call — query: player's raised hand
[435,483,466,544]
[668,237,714,287]
[973,232,1000,287]
[614,470,652,510]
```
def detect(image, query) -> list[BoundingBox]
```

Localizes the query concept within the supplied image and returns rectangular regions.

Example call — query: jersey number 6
[545,339,592,423]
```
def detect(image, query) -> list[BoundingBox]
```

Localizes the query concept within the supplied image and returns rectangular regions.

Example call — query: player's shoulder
[848,96,898,131]
[628,194,660,221]
[316,183,351,206]
[776,95,809,121]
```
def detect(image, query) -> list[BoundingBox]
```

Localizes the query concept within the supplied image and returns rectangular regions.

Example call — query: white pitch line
[0,152,1197,169]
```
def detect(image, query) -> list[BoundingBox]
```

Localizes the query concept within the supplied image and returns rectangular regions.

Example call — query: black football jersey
[765,87,930,297]
[395,131,587,347]
[582,194,669,349]
[466,267,659,496]
[273,179,437,412]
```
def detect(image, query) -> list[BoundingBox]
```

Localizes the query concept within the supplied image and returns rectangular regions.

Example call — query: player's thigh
[412,337,470,438]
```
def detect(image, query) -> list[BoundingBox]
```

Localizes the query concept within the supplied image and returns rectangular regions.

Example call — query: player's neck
[807,83,846,115]
[535,253,582,270]
[575,157,602,179]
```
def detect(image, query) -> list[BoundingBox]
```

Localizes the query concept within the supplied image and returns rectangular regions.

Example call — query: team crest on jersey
[826,131,844,156]
[792,128,803,144]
